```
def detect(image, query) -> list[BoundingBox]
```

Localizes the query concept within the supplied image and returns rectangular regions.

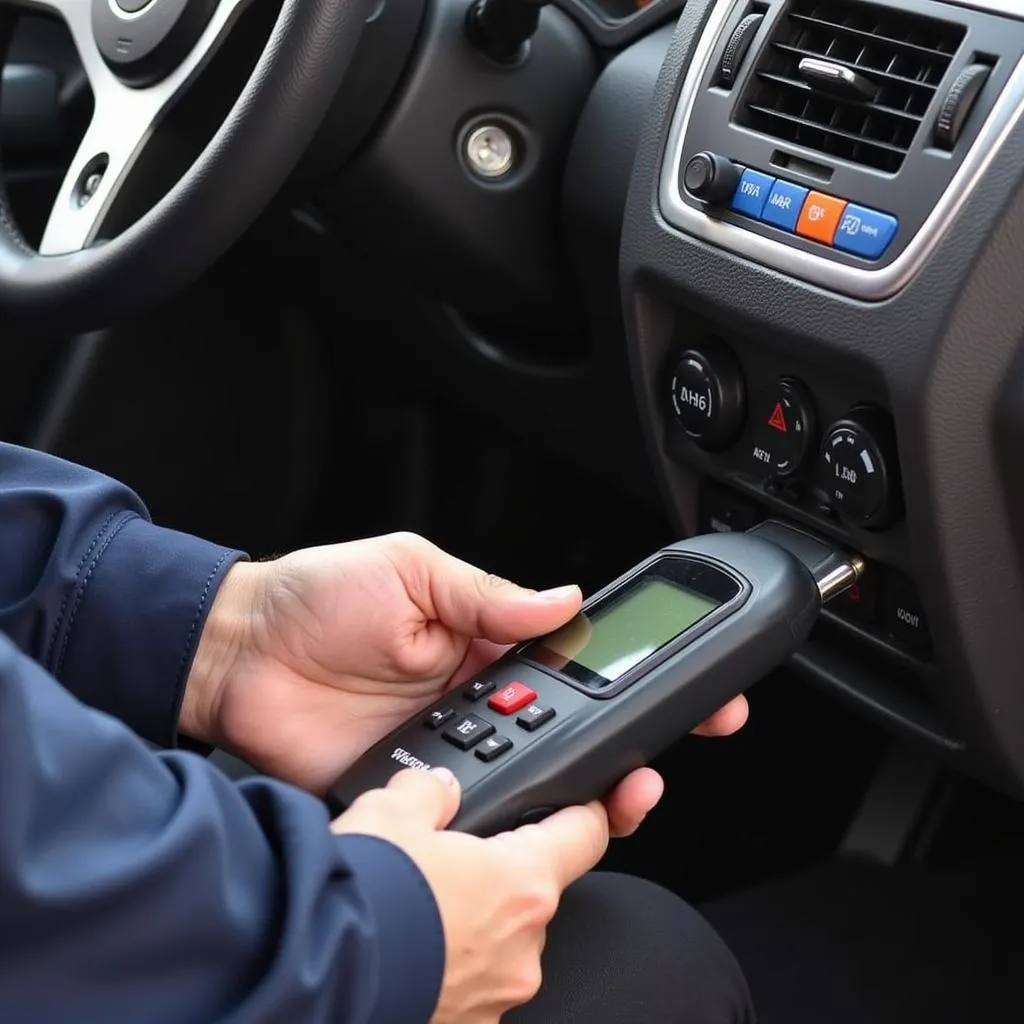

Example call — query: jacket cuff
[51,513,246,748]
[336,834,445,1023]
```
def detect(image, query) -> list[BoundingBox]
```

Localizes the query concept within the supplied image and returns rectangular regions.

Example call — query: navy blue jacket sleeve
[0,444,446,1021]
[0,442,237,747]
[0,636,445,1023]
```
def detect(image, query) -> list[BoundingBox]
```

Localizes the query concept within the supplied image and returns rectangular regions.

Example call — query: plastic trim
[555,0,684,47]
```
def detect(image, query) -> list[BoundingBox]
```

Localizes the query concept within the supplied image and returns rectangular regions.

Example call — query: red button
[488,681,538,715]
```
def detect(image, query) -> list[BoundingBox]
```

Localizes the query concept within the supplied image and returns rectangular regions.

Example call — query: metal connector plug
[747,520,865,603]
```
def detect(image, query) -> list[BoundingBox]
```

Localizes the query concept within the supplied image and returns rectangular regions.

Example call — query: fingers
[388,767,463,829]
[335,767,462,835]
[514,801,611,891]
[392,535,583,643]
[603,767,665,838]
[691,695,749,737]
[495,771,661,897]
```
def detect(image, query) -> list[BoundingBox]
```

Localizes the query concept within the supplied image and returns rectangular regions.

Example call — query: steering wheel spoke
[6,0,254,255]
[0,0,368,331]
[39,77,159,255]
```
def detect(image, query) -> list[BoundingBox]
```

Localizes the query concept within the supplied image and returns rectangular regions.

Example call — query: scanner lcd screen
[525,576,722,688]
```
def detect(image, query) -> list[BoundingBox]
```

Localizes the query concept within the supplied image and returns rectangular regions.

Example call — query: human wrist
[180,560,262,746]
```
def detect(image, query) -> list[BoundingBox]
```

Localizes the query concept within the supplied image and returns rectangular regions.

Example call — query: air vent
[738,0,966,172]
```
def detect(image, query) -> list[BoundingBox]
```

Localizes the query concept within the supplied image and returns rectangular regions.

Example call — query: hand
[183,532,749,794]
[332,765,648,1024]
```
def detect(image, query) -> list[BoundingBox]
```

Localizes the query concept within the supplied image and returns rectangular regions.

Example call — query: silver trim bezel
[946,0,1024,17]
[657,0,1024,301]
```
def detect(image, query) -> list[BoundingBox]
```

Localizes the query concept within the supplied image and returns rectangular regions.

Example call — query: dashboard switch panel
[722,167,900,260]
[663,316,904,540]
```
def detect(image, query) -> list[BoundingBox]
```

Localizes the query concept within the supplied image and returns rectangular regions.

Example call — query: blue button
[832,204,899,259]
[761,180,809,232]
[731,169,775,219]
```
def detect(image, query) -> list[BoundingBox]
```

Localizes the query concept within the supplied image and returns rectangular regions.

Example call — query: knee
[531,872,754,1024]
[581,873,751,998]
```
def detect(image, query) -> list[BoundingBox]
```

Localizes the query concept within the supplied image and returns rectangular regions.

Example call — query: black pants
[507,873,754,1024]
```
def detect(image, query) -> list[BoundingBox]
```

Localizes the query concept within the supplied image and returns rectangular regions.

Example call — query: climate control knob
[682,152,742,205]
[818,407,900,529]
[669,344,746,451]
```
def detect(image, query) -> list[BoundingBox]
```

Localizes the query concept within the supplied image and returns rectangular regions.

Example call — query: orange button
[796,192,848,245]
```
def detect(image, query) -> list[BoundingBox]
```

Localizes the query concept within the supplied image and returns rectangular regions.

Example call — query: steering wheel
[0,0,370,333]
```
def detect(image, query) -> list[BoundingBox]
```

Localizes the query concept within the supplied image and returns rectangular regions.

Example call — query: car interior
[3,0,1024,1019]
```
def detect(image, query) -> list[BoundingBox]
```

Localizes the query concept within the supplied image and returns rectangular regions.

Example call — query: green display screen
[530,577,721,685]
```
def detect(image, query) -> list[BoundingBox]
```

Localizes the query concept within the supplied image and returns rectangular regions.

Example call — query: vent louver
[738,0,965,172]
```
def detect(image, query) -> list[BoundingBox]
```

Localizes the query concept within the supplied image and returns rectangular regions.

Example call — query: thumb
[387,767,463,829]
[406,540,582,643]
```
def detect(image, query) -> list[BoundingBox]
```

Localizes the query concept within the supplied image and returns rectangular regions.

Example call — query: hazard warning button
[746,378,815,482]
[768,402,788,433]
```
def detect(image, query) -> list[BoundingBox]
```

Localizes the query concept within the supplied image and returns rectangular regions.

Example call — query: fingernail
[430,767,457,787]
[533,585,580,602]
[648,779,666,812]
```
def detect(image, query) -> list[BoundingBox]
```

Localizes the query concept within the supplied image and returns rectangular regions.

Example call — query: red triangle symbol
[768,402,788,433]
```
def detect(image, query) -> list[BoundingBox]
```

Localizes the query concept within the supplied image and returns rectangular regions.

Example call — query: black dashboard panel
[605,0,1024,793]
[556,0,685,45]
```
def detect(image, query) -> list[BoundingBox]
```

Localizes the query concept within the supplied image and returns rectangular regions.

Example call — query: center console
[664,317,927,657]
[613,0,1024,791]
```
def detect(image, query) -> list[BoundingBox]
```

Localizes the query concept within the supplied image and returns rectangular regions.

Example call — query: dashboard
[307,0,1024,798]
[5,0,1024,798]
